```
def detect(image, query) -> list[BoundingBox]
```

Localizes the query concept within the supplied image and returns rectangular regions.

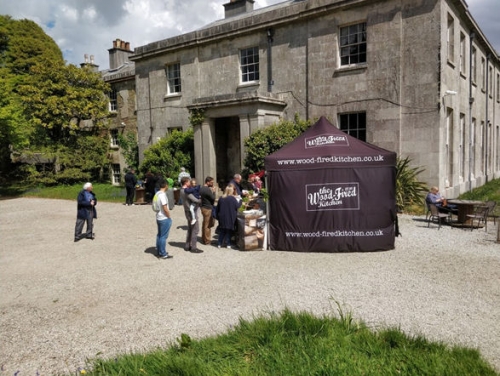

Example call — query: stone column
[200,118,216,180]
[194,123,203,180]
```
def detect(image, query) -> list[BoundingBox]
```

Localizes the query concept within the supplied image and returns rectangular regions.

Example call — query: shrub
[395,157,427,211]
[243,114,312,175]
[139,128,194,181]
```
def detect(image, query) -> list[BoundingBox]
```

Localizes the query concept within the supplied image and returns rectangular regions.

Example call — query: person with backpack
[152,179,173,259]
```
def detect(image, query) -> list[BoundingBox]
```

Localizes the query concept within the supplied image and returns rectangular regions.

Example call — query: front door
[215,116,241,187]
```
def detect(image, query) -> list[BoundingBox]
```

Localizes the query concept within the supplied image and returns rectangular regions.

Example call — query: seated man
[425,186,457,212]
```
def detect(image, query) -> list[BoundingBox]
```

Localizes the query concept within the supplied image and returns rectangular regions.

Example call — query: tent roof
[264,116,396,171]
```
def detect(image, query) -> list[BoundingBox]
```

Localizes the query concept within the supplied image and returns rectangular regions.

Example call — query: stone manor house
[105,0,500,197]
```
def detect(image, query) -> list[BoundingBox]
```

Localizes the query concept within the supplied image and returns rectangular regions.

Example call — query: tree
[18,61,110,145]
[140,129,194,182]
[0,15,63,178]
[0,15,63,75]
[117,131,139,171]
[0,15,112,184]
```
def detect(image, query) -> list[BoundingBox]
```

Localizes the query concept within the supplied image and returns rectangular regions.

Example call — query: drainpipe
[468,32,475,192]
[485,53,491,182]
[267,28,274,93]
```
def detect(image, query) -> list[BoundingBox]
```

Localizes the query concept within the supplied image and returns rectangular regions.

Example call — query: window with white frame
[459,32,466,75]
[339,22,367,66]
[112,164,121,185]
[471,47,477,83]
[109,89,117,112]
[497,73,500,102]
[446,108,453,187]
[110,129,119,148]
[447,14,454,63]
[339,112,366,141]
[488,122,492,172]
[240,47,259,83]
[489,65,493,95]
[496,126,499,170]
[472,118,476,175]
[166,63,181,94]
[481,57,485,90]
[459,113,465,179]
[480,121,484,173]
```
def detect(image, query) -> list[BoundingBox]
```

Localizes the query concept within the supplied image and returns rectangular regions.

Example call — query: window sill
[238,81,260,89]
[109,145,119,150]
[334,63,367,77]
[460,72,467,80]
[447,60,455,69]
[164,93,182,100]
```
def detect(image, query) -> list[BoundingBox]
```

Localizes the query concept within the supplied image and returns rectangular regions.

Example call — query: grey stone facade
[102,39,137,185]
[131,0,500,196]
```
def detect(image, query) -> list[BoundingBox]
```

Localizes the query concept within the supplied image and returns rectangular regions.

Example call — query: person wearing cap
[74,182,97,242]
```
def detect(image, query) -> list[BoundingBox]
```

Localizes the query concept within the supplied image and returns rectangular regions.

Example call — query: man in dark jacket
[199,176,216,245]
[124,169,137,206]
[74,182,97,242]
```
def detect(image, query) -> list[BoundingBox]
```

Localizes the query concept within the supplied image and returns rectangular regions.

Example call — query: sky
[1,0,499,70]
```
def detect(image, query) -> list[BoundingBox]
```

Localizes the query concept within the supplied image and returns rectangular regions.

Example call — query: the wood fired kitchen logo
[305,134,349,148]
[306,183,360,211]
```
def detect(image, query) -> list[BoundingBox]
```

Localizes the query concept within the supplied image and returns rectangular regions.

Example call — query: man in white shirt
[153,179,173,259]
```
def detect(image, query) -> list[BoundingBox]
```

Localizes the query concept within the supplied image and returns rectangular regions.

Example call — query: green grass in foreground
[0,183,125,203]
[78,309,497,376]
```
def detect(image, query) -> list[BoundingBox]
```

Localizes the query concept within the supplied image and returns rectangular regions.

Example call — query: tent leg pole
[265,173,270,250]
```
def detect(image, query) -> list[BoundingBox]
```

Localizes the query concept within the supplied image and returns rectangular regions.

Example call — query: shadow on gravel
[169,241,188,250]
[412,218,428,223]
[176,225,188,231]
[144,247,158,258]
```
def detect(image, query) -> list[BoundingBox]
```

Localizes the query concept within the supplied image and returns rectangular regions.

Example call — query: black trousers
[126,186,135,205]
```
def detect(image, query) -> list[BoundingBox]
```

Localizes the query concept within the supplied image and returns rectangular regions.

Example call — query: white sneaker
[190,219,197,225]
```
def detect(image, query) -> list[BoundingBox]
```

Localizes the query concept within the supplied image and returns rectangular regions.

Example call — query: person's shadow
[169,241,187,250]
[144,247,158,258]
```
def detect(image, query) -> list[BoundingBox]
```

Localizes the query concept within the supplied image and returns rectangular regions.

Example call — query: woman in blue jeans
[216,185,242,249]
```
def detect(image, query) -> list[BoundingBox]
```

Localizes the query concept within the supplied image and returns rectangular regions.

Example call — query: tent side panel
[268,167,396,252]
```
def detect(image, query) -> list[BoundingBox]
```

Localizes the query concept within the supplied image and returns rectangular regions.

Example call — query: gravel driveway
[1,197,499,375]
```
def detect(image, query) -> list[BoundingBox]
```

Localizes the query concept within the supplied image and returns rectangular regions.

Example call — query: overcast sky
[1,0,499,70]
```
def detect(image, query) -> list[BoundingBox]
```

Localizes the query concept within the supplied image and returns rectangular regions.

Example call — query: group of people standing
[73,169,254,260]
[160,173,249,257]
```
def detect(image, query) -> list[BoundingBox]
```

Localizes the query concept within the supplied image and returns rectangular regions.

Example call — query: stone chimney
[80,53,99,72]
[108,39,134,70]
[223,0,254,19]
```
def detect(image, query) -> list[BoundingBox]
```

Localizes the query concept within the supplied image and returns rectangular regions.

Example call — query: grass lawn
[0,183,126,203]
[78,309,497,375]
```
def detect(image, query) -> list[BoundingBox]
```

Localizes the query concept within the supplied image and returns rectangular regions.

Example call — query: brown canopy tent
[264,116,398,252]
